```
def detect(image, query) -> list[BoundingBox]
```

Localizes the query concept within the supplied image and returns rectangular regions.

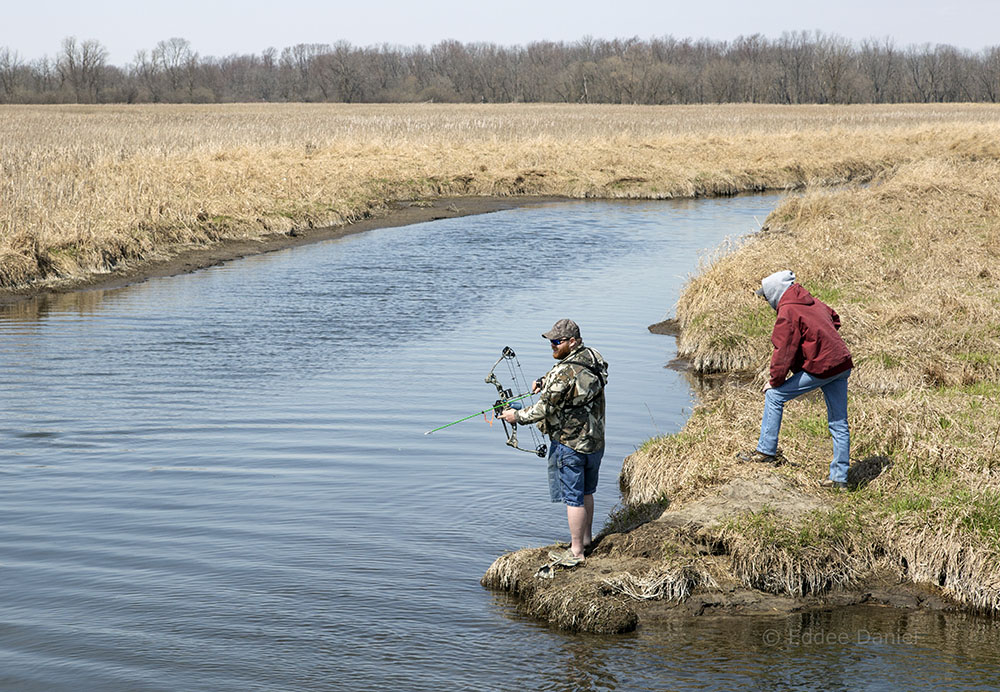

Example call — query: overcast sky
[4,0,998,65]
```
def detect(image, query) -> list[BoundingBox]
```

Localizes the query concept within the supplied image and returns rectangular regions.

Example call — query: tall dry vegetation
[3,102,1000,290]
[621,149,1000,613]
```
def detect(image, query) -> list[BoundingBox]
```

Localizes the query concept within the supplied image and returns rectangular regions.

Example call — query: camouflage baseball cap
[542,319,581,340]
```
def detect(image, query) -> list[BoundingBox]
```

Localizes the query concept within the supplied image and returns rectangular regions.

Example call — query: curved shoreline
[8,104,999,298]
[483,154,1000,634]
[5,105,998,634]
[0,196,568,305]
[5,187,984,634]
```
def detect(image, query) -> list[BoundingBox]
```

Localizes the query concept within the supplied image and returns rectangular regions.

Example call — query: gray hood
[757,270,796,310]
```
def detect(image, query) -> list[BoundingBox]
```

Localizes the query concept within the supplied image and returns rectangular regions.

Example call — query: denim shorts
[547,440,603,507]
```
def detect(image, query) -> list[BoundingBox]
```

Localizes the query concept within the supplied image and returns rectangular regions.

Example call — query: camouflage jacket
[514,344,608,453]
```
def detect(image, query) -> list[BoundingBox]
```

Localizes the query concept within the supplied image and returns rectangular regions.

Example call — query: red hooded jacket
[769,284,853,387]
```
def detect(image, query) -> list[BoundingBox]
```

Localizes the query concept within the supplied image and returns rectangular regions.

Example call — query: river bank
[484,153,1000,633]
[482,473,958,634]
[5,103,1000,636]
[4,103,1000,293]
[0,196,563,304]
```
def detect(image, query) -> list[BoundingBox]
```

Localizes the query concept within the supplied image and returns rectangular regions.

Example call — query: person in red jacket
[738,270,854,490]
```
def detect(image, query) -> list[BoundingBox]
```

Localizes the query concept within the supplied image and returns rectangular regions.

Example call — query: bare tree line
[2,32,1000,104]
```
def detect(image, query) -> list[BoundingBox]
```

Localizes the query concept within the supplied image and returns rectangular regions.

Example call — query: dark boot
[737,449,785,465]
[819,479,848,491]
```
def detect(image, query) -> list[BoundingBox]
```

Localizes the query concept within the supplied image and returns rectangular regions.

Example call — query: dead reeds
[602,563,717,601]
[3,103,1000,290]
[6,102,1000,621]
[622,153,1000,614]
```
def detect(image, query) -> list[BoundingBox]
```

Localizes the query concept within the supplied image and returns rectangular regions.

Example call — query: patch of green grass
[937,488,1000,549]
[637,435,666,453]
[893,454,958,484]
[705,308,772,350]
[878,352,903,368]
[887,492,934,514]
[687,313,709,329]
[737,308,774,341]
[801,280,843,305]
[726,505,857,554]
[960,494,1000,548]
[931,381,1000,397]
[726,506,783,541]
[709,332,746,349]
[956,351,1000,365]
[869,474,1000,550]
[795,505,856,545]
[673,424,713,446]
[794,412,830,438]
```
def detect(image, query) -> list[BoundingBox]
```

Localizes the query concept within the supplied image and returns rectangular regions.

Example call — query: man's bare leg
[583,494,594,549]
[567,505,588,558]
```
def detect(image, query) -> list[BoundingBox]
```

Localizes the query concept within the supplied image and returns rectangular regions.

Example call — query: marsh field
[1,102,999,290]
[4,103,1000,631]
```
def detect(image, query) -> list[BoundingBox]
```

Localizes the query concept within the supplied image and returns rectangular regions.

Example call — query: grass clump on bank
[621,153,1000,614]
[3,103,1000,290]
[719,504,870,597]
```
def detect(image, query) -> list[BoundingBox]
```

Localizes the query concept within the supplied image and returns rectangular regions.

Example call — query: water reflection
[0,288,110,322]
[498,606,1000,691]
[3,197,998,691]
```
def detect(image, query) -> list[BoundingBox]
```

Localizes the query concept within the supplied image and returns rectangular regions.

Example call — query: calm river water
[2,198,999,691]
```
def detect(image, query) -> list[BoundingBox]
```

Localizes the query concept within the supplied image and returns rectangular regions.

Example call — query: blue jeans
[757,368,851,483]
[547,441,602,506]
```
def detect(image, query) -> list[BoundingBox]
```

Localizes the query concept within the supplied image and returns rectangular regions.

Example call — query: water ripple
[3,197,997,690]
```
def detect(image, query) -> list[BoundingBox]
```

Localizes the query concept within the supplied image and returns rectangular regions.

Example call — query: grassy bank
[482,148,1000,634]
[620,154,1000,615]
[3,103,1000,290]
[5,102,1000,629]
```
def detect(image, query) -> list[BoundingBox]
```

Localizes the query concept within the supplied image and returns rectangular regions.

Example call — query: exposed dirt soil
[647,318,681,336]
[482,474,958,634]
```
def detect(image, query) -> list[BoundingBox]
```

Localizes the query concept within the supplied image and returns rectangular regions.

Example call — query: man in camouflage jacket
[500,319,608,565]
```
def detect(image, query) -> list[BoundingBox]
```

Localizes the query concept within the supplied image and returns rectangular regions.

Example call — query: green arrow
[424,392,534,435]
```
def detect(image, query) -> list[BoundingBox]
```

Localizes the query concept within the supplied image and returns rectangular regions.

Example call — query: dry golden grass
[9,101,998,621]
[3,103,1000,289]
[674,157,1000,391]
[622,154,1000,613]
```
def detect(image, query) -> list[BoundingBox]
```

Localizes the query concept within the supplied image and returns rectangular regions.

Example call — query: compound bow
[485,346,548,458]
